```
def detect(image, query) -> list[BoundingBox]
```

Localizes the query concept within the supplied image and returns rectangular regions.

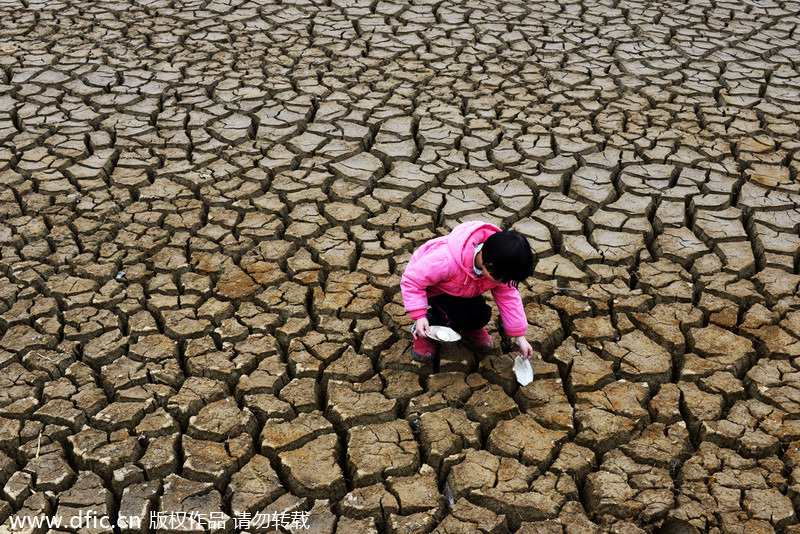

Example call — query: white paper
[428,326,461,342]
[513,355,534,386]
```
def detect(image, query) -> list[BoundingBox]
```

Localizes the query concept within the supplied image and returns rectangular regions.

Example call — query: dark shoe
[462,328,494,352]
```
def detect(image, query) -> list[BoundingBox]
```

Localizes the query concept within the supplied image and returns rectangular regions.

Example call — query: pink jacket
[400,221,528,337]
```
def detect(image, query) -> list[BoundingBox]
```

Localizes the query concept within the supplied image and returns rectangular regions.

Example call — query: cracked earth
[0,0,800,532]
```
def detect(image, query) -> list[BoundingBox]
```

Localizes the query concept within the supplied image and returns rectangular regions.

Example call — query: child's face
[482,264,502,284]
[477,251,503,284]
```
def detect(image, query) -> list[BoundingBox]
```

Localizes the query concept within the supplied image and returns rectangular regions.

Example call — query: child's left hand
[516,337,534,360]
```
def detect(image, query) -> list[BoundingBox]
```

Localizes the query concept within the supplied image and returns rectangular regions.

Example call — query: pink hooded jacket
[400,221,528,337]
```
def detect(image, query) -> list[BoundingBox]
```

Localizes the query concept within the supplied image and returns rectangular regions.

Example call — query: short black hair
[482,230,534,286]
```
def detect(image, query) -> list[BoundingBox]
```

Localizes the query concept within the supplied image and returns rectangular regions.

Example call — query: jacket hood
[446,221,502,279]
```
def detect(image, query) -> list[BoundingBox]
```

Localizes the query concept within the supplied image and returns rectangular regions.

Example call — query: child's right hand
[413,318,432,339]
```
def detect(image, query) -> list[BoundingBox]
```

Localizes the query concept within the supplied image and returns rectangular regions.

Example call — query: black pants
[427,294,492,332]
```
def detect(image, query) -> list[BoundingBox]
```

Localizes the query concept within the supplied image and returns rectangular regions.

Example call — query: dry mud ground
[1,0,800,532]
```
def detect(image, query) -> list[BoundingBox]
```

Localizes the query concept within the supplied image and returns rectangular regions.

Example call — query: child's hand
[413,318,432,339]
[516,337,534,359]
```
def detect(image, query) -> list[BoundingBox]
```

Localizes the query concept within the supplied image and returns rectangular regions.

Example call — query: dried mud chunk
[515,378,574,432]
[516,521,563,534]
[226,454,284,516]
[591,229,647,267]
[447,448,534,502]
[341,483,399,529]
[118,480,160,534]
[182,433,253,491]
[487,414,568,472]
[359,322,394,358]
[242,393,294,424]
[82,329,128,368]
[279,377,320,413]
[739,429,781,458]
[187,398,258,441]
[478,354,522,397]
[158,474,231,533]
[260,411,334,461]
[630,303,703,357]
[310,229,357,271]
[136,407,179,439]
[215,264,259,300]
[3,471,33,509]
[523,303,564,354]
[405,392,448,425]
[386,463,443,516]
[584,450,674,523]
[427,372,474,405]
[438,342,476,374]
[655,227,710,267]
[138,432,179,479]
[746,359,800,415]
[432,498,506,534]
[92,400,149,432]
[347,420,419,487]
[464,386,519,436]
[698,419,746,450]
[621,423,691,468]
[322,347,374,385]
[688,325,755,378]
[54,471,113,528]
[3,491,54,532]
[636,259,693,303]
[558,501,600,533]
[573,316,617,345]
[110,465,143,500]
[574,380,650,456]
[678,381,725,436]
[23,451,76,492]
[326,380,397,430]
[68,426,142,479]
[472,471,571,527]
[161,308,213,339]
[566,344,615,395]
[649,383,683,425]
[319,271,384,318]
[129,333,178,360]
[387,510,441,534]
[305,499,337,534]
[700,371,745,404]
[45,273,99,301]
[278,433,346,500]
[550,442,596,484]
[381,369,424,405]
[418,408,480,472]
[743,487,796,528]
[751,324,800,360]
[330,152,384,184]
[23,347,75,380]
[166,377,228,426]
[100,355,148,394]
[602,330,672,392]
[335,515,379,534]
[31,396,85,430]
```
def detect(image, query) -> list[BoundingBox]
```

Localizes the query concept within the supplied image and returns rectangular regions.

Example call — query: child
[400,220,535,362]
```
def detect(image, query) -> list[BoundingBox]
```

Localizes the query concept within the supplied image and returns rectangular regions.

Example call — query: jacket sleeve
[400,248,454,320]
[491,283,528,337]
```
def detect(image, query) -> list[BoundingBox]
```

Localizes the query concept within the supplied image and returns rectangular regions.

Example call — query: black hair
[481,230,534,286]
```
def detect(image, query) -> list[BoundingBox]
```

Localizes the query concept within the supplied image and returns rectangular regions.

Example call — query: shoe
[411,323,437,362]
[462,328,494,352]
